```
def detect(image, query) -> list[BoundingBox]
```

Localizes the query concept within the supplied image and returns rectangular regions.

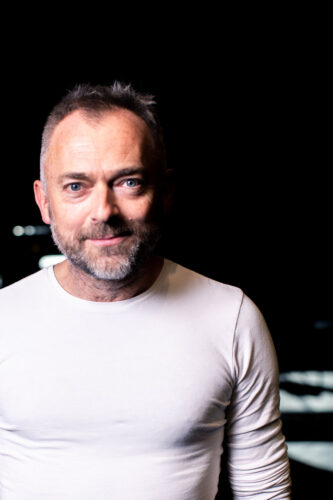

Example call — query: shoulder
[232,293,279,383]
[235,293,273,347]
[164,259,244,323]
[166,259,243,299]
[0,269,49,306]
[165,260,274,343]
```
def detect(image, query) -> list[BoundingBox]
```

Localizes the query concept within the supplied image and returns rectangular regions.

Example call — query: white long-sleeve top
[0,259,291,499]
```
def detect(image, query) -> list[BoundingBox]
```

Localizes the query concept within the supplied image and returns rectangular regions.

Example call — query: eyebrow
[58,167,145,184]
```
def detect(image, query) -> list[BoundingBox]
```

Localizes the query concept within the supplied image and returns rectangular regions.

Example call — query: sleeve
[224,293,291,499]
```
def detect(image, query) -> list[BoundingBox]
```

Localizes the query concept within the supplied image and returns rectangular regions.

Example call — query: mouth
[87,231,132,247]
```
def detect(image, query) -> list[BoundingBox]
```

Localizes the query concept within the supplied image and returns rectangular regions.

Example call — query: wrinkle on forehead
[44,109,156,181]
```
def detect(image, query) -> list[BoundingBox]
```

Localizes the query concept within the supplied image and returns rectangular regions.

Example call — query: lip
[88,235,127,247]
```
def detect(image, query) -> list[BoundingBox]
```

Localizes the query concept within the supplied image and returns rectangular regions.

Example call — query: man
[0,83,291,499]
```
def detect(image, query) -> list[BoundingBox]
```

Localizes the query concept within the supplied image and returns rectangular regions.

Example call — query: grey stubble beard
[49,216,161,282]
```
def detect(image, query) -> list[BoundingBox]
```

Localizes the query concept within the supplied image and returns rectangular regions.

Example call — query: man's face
[35,109,165,281]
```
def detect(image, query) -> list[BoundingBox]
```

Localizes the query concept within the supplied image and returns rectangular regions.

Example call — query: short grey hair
[40,82,167,188]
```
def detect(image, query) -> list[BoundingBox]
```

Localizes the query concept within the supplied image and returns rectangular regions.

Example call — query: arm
[225,294,291,499]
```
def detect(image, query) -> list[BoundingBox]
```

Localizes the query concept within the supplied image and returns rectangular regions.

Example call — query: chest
[0,315,234,449]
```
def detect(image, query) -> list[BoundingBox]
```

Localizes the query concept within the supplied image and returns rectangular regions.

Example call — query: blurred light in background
[287,442,333,472]
[280,371,333,392]
[38,255,66,269]
[280,370,333,473]
[280,372,333,413]
[12,225,50,237]
[313,320,333,330]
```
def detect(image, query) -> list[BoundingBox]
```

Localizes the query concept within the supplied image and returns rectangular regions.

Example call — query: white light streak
[38,255,66,269]
[287,442,333,472]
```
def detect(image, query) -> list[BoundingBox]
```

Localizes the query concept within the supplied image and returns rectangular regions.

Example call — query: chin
[85,262,138,281]
[50,220,160,282]
[66,253,137,281]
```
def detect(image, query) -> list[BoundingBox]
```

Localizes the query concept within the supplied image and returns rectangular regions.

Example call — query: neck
[53,255,164,302]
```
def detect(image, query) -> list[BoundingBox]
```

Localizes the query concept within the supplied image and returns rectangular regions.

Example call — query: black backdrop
[0,10,331,498]
[1,40,330,373]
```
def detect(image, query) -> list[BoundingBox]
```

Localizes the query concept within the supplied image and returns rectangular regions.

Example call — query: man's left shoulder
[166,259,244,312]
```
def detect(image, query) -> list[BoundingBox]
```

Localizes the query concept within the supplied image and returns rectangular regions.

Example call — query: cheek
[120,195,156,221]
[50,203,87,231]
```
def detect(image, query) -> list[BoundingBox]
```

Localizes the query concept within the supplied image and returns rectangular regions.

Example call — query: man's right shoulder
[0,269,48,305]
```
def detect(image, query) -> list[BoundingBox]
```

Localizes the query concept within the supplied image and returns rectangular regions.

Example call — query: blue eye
[69,183,82,191]
[125,179,140,188]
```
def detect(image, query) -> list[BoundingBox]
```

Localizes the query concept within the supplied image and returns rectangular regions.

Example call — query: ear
[34,180,51,225]
[162,169,175,215]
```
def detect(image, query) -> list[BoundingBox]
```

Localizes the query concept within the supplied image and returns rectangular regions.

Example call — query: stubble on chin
[49,218,161,281]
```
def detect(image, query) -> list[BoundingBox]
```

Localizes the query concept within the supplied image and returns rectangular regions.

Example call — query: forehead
[46,109,154,169]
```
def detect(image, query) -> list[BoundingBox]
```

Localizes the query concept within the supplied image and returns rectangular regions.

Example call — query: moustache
[78,222,134,242]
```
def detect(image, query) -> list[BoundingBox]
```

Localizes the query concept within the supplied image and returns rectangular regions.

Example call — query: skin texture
[34,109,172,302]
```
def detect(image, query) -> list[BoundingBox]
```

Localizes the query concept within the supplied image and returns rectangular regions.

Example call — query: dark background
[0,10,331,497]
[1,32,330,372]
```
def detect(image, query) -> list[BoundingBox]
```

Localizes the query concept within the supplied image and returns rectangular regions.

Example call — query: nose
[90,183,119,223]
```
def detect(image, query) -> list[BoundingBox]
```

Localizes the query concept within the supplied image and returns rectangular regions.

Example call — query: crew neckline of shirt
[46,258,171,310]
